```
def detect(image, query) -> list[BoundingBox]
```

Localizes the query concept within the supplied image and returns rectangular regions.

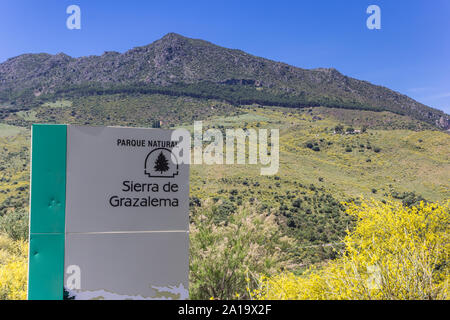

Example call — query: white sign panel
[63,126,189,299]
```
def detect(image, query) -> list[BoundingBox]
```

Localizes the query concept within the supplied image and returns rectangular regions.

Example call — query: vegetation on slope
[251,199,449,300]
[190,201,294,300]
[0,90,448,299]
[0,234,27,300]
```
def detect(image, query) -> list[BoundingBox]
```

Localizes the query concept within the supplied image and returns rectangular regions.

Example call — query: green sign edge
[28,124,67,300]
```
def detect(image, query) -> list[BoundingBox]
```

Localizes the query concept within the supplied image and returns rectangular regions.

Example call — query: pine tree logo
[154,151,170,174]
[144,148,179,178]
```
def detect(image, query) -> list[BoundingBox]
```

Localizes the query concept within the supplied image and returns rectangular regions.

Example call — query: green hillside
[0,99,448,266]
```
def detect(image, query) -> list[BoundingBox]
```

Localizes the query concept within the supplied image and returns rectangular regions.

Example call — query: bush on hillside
[0,209,29,241]
[190,201,294,300]
[0,234,28,300]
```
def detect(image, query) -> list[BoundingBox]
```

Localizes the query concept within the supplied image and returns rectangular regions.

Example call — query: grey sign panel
[63,125,189,299]
[65,126,189,232]
[64,232,189,299]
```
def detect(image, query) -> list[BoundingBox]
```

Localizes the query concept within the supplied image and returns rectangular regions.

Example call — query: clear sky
[0,0,449,113]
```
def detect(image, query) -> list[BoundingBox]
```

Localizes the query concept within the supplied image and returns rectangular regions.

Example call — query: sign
[28,125,190,300]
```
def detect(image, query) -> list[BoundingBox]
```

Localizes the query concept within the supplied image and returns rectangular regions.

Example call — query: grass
[0,124,27,137]
[41,99,72,108]
[189,106,450,203]
[4,94,239,129]
[15,110,37,122]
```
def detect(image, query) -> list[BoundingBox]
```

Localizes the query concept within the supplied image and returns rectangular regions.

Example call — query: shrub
[346,127,355,133]
[212,199,237,223]
[189,197,202,207]
[391,191,426,207]
[251,199,450,300]
[0,234,28,300]
[0,209,29,241]
[190,201,294,300]
[292,198,302,208]
[334,125,344,134]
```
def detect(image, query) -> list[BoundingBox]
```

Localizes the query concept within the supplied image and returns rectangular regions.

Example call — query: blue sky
[1,0,449,113]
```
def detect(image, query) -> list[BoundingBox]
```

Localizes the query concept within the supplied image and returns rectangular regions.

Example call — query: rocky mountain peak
[0,33,448,129]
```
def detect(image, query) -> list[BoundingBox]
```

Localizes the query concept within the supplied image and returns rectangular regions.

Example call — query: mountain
[0,32,448,129]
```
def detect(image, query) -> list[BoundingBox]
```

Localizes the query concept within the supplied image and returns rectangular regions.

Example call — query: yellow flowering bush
[251,199,449,300]
[0,234,28,300]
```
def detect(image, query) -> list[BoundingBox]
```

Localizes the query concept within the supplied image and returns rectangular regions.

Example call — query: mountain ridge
[0,32,448,129]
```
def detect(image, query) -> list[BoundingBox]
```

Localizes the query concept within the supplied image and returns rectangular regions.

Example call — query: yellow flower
[253,199,449,300]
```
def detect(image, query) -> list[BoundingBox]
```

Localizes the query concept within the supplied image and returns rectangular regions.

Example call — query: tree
[154,152,169,173]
